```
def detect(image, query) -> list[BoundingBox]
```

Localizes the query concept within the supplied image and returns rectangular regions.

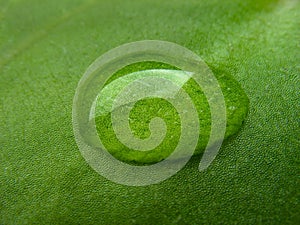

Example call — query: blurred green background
[1,0,299,224]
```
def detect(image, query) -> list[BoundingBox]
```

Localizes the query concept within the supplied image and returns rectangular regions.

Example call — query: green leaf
[1,0,299,224]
